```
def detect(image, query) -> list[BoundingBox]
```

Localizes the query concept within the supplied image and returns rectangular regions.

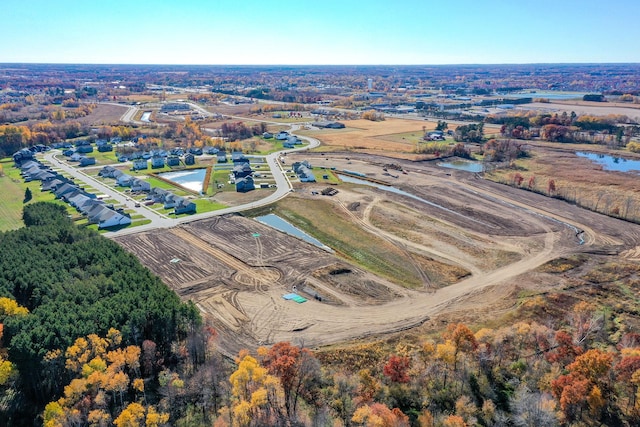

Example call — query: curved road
[46,107,320,236]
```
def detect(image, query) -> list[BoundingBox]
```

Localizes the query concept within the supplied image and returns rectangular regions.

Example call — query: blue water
[256,214,332,251]
[438,160,484,173]
[158,168,207,192]
[576,152,640,172]
[503,91,588,100]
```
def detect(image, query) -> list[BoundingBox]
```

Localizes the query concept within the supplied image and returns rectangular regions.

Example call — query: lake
[438,160,484,173]
[576,152,640,173]
[255,214,332,251]
[157,168,207,192]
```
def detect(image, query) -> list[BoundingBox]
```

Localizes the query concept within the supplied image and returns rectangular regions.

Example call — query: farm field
[300,118,499,159]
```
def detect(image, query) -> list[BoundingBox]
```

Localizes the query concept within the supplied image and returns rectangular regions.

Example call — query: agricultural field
[300,118,498,159]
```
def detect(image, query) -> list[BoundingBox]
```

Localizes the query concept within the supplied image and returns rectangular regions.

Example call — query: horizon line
[2,61,640,67]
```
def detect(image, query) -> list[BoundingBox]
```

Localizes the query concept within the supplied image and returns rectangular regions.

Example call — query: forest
[2,204,640,426]
[0,202,200,425]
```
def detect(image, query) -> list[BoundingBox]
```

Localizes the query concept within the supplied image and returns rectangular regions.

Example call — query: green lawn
[193,198,227,213]
[90,150,119,164]
[0,160,72,231]
[253,140,308,155]
[144,177,190,195]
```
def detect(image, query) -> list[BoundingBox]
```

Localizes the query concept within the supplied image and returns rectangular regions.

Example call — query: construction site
[114,152,640,356]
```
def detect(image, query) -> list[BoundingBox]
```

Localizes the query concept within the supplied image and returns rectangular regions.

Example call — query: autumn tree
[227,350,284,427]
[383,355,411,384]
[551,349,614,423]
[351,402,409,427]
[260,342,321,421]
[443,323,478,371]
[42,329,168,427]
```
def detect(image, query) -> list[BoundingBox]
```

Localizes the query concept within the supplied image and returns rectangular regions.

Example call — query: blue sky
[2,0,638,64]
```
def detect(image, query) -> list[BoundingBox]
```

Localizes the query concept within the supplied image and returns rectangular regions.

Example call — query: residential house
[235,176,255,192]
[293,160,316,182]
[41,178,66,192]
[163,194,181,209]
[132,159,148,171]
[313,121,345,129]
[116,174,134,187]
[89,206,131,229]
[188,147,203,155]
[262,132,273,139]
[287,136,302,145]
[77,145,94,154]
[174,199,196,214]
[53,183,81,199]
[203,146,219,155]
[97,143,113,152]
[232,153,250,165]
[275,131,289,140]
[148,187,170,203]
[217,151,227,163]
[184,153,195,166]
[12,148,34,165]
[130,178,151,192]
[151,156,165,168]
[85,202,108,220]
[166,156,180,167]
[79,157,96,166]
[99,165,117,177]
[233,163,253,179]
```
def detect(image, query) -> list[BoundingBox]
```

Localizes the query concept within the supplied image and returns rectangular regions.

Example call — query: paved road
[44,151,174,228]
[53,105,321,236]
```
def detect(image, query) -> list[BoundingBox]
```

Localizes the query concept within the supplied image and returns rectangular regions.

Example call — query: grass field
[247,196,432,288]
[0,159,72,231]
[485,147,640,223]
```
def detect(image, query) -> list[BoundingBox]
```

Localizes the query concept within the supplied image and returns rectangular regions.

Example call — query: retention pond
[157,168,207,193]
[256,214,332,251]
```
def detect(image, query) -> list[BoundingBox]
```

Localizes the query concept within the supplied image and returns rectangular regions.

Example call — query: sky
[2,0,639,65]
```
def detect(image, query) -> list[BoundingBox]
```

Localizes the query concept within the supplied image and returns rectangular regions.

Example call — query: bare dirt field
[522,101,640,121]
[301,119,437,159]
[76,103,129,125]
[114,151,640,356]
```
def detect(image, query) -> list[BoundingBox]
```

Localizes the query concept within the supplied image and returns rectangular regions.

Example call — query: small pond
[438,160,484,173]
[157,168,207,192]
[576,152,640,173]
[255,214,332,251]
[140,111,152,122]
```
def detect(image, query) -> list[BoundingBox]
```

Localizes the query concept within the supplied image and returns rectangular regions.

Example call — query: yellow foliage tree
[228,351,283,427]
[0,297,29,317]
[114,402,145,427]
